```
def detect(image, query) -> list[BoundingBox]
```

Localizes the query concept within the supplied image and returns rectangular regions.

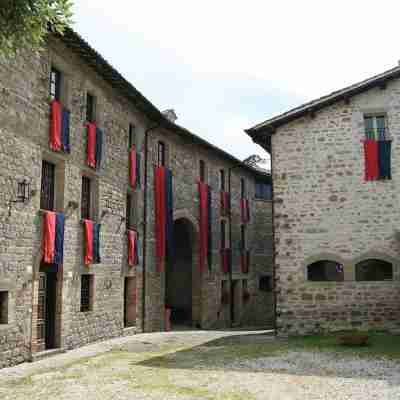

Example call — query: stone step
[30,348,66,363]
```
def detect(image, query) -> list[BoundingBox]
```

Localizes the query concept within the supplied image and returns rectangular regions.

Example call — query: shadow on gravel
[133,331,400,386]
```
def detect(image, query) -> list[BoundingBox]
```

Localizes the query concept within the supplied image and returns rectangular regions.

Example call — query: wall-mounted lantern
[8,179,33,216]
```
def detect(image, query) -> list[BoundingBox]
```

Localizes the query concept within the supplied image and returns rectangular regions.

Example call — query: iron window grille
[81,176,92,220]
[40,160,55,211]
[80,275,92,312]
[50,67,61,102]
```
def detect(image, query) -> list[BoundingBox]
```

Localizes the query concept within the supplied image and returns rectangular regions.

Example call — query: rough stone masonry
[0,28,273,368]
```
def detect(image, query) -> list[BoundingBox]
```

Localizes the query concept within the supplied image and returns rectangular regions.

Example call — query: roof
[245,63,400,144]
[57,27,268,178]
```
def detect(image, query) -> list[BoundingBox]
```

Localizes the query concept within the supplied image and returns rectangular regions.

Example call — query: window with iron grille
[241,178,246,198]
[220,220,226,249]
[220,169,225,191]
[80,275,93,312]
[81,176,92,220]
[199,160,206,182]
[157,141,166,166]
[40,160,55,211]
[364,115,387,140]
[86,92,96,123]
[0,291,8,324]
[126,192,136,230]
[50,67,62,102]
[129,124,136,149]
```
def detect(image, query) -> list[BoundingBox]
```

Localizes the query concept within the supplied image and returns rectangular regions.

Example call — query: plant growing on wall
[0,0,73,57]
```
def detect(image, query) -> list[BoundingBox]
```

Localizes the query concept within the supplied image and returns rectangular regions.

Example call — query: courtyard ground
[1,329,400,399]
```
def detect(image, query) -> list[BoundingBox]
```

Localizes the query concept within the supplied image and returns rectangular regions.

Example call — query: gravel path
[0,330,399,399]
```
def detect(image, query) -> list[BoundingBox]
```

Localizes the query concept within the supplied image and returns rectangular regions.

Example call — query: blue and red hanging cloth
[198,182,212,273]
[86,122,103,170]
[129,147,141,189]
[240,249,250,274]
[50,100,70,153]
[363,140,391,181]
[42,211,65,265]
[83,220,101,266]
[127,229,139,266]
[220,248,231,274]
[220,191,231,217]
[154,166,173,273]
[240,199,250,224]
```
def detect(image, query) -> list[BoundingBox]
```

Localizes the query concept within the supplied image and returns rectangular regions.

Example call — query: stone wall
[0,34,273,368]
[272,81,400,335]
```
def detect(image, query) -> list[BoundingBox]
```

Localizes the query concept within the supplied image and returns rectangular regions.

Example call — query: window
[221,280,229,305]
[241,225,246,249]
[220,220,227,249]
[157,141,166,166]
[255,181,272,200]
[50,67,62,101]
[124,277,136,327]
[241,178,246,198]
[128,124,136,149]
[364,115,387,140]
[199,160,206,182]
[80,275,94,312]
[81,176,92,220]
[307,260,344,282]
[40,160,55,211]
[0,291,8,324]
[356,259,393,281]
[220,169,225,191]
[126,192,137,230]
[259,276,272,292]
[86,92,96,123]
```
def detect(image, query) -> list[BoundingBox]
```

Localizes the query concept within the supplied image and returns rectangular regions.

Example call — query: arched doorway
[166,217,199,328]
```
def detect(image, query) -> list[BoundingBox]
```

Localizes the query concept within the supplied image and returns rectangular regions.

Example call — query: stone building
[0,28,273,368]
[246,65,400,335]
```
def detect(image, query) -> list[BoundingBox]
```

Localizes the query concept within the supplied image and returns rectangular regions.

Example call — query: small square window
[80,275,94,312]
[259,276,272,292]
[0,291,9,324]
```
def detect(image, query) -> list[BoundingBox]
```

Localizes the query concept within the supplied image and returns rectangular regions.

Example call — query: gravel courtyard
[1,330,400,400]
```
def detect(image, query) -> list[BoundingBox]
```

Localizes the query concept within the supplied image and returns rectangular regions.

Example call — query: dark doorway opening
[124,277,136,327]
[166,219,193,327]
[37,263,58,350]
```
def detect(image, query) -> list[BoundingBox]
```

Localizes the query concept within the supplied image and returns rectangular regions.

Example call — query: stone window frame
[0,280,15,329]
[362,110,389,140]
[80,273,95,313]
[48,55,70,109]
[303,252,399,283]
[80,170,100,222]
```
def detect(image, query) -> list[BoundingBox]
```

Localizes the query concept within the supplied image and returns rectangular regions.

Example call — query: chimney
[162,109,178,123]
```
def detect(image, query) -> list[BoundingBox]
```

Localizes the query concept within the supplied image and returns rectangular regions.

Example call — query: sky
[72,1,400,164]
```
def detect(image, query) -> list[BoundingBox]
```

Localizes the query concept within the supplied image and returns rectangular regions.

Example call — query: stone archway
[165,214,201,328]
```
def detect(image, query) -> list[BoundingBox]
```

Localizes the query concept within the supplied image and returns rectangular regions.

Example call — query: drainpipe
[141,123,160,333]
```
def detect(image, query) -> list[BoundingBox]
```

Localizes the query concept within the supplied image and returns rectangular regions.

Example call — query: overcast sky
[72,1,400,163]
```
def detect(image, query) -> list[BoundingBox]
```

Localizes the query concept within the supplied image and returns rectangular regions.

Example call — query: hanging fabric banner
[42,211,65,265]
[50,100,70,153]
[127,230,139,266]
[83,219,101,266]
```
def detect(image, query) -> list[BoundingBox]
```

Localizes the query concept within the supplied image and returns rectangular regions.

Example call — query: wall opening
[166,218,196,328]
[124,277,136,327]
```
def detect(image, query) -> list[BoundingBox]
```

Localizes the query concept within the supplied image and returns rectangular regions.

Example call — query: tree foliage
[0,0,73,57]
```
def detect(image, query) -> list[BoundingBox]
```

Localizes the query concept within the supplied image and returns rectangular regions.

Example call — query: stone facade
[0,32,273,368]
[264,81,400,335]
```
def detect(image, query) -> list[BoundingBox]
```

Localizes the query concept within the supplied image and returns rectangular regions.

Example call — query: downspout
[141,123,160,333]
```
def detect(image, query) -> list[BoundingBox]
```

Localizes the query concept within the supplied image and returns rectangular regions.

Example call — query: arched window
[355,259,393,281]
[307,260,344,282]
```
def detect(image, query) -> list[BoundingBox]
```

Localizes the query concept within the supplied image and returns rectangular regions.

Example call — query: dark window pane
[241,178,246,198]
[307,260,344,282]
[80,275,92,312]
[50,67,61,101]
[86,93,95,123]
[126,192,136,229]
[241,225,246,249]
[81,176,92,220]
[259,276,272,292]
[255,182,272,200]
[129,124,136,149]
[199,160,205,182]
[356,259,393,281]
[220,170,225,191]
[40,161,55,211]
[0,291,8,324]
[220,220,226,249]
[376,116,386,140]
[157,141,165,166]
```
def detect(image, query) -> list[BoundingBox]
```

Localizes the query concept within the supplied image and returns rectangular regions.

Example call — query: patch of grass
[287,331,400,359]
